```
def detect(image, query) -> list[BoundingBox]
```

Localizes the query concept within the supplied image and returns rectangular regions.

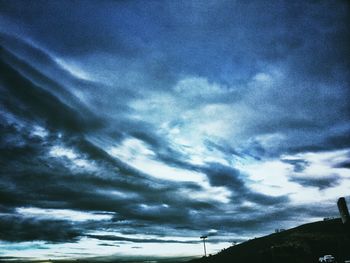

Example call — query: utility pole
[200,235,208,257]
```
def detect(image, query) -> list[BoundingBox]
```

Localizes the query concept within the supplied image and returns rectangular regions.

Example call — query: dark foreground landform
[189,218,350,263]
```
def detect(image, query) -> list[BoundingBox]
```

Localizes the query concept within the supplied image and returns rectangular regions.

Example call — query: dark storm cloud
[0,32,88,87]
[325,130,350,153]
[204,163,244,189]
[87,234,198,244]
[0,52,99,133]
[242,122,350,158]
[289,174,342,190]
[0,32,140,142]
[0,35,194,229]
[130,130,200,172]
[203,162,289,206]
[334,160,350,169]
[281,159,310,173]
[99,243,120,247]
[204,140,241,158]
[0,215,81,242]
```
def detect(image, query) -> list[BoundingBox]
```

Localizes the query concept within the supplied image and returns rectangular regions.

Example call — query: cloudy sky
[0,0,349,261]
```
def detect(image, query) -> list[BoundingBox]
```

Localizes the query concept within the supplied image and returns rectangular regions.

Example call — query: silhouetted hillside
[189,219,350,263]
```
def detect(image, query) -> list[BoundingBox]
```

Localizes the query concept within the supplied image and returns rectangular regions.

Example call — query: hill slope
[189,219,350,263]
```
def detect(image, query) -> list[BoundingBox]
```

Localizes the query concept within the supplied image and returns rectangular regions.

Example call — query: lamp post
[200,235,208,257]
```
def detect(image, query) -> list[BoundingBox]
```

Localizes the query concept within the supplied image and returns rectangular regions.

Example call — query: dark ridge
[189,218,350,263]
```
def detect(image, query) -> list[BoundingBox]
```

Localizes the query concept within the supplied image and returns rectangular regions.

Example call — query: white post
[200,235,208,257]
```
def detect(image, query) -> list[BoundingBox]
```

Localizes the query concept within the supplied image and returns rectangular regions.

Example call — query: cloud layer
[0,0,349,260]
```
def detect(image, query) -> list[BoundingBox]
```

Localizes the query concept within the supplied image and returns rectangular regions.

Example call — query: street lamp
[200,235,208,257]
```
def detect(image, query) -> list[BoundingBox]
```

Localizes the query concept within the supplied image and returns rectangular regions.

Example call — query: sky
[0,0,349,261]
